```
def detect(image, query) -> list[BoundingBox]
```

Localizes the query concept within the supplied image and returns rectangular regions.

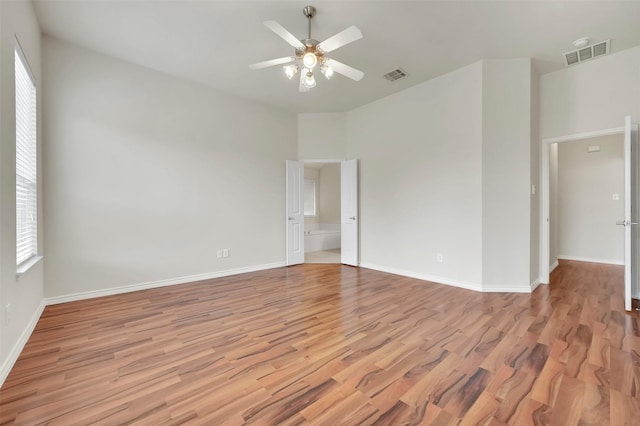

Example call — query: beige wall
[540,45,640,297]
[42,37,297,298]
[318,164,340,224]
[549,143,559,268]
[300,60,536,292]
[347,62,484,289]
[557,135,624,264]
[540,46,640,139]
[304,166,319,225]
[481,59,532,291]
[0,0,44,384]
[298,113,346,160]
[530,64,540,284]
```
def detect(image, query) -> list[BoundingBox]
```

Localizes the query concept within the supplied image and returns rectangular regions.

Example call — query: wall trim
[46,262,286,305]
[482,285,533,293]
[360,262,483,292]
[557,255,624,266]
[0,300,46,387]
[530,278,542,292]
[359,262,536,293]
[540,125,626,285]
[549,260,559,273]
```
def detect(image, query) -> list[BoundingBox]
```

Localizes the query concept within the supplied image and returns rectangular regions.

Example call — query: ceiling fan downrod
[303,5,316,40]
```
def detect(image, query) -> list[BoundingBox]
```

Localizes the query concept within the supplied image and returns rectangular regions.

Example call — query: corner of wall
[0,0,45,387]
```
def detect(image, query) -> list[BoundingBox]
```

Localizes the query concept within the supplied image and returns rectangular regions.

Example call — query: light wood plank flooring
[0,260,638,424]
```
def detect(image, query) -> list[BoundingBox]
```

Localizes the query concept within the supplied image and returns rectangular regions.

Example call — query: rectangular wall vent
[383,67,408,82]
[563,39,610,67]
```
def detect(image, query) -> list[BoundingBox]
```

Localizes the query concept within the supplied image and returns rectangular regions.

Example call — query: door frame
[287,159,359,265]
[540,126,625,284]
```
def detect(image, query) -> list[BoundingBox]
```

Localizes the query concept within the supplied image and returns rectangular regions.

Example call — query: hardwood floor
[1,260,638,425]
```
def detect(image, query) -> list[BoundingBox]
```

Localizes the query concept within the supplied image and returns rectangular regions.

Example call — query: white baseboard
[549,260,559,272]
[0,300,46,387]
[360,262,537,293]
[557,255,624,266]
[482,285,533,293]
[359,262,483,292]
[530,278,542,292]
[46,262,286,305]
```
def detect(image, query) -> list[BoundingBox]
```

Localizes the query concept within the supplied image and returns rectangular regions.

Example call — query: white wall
[347,62,484,289]
[540,45,640,297]
[557,135,624,264]
[42,37,297,298]
[481,59,532,291]
[549,143,559,268]
[0,0,45,384]
[530,64,540,284]
[318,164,340,224]
[540,46,640,139]
[298,113,346,160]
[304,166,319,225]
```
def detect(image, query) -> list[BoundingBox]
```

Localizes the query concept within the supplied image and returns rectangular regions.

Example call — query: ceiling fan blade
[264,20,305,50]
[317,26,363,53]
[325,59,364,81]
[249,56,295,70]
[299,71,310,92]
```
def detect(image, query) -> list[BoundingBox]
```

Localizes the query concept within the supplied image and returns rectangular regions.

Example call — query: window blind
[15,46,37,266]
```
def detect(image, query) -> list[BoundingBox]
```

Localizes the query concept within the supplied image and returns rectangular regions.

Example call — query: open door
[341,159,358,266]
[623,116,638,311]
[286,160,304,265]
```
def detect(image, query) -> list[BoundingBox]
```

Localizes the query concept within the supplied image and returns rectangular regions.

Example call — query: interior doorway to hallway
[541,117,638,311]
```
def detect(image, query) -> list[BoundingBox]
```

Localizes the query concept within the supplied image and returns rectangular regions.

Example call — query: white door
[623,116,638,311]
[341,159,358,266]
[286,160,304,265]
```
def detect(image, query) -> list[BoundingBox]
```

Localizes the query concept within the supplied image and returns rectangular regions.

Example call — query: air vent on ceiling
[383,67,408,82]
[563,39,610,67]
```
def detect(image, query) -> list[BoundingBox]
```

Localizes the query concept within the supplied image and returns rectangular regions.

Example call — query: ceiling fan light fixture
[303,70,316,88]
[250,5,364,92]
[284,64,299,79]
[321,64,334,79]
[302,51,318,69]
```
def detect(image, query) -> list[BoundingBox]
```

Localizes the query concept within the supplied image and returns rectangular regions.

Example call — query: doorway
[303,162,341,263]
[550,134,624,268]
[541,117,638,311]
[286,159,359,267]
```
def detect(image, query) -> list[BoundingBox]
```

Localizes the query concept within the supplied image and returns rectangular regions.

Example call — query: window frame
[15,38,40,274]
[304,178,317,217]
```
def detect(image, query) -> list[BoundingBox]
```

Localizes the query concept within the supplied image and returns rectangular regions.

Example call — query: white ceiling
[32,0,640,113]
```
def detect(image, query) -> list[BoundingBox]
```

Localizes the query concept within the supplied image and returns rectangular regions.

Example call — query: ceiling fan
[249,5,364,92]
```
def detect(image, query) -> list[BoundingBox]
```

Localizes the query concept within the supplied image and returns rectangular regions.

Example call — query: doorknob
[616,220,639,226]
[288,217,295,220]
[349,216,356,220]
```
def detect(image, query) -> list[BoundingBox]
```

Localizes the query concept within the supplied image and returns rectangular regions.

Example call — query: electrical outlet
[5,304,11,326]
[217,249,223,259]
[436,253,443,263]
[223,249,229,258]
